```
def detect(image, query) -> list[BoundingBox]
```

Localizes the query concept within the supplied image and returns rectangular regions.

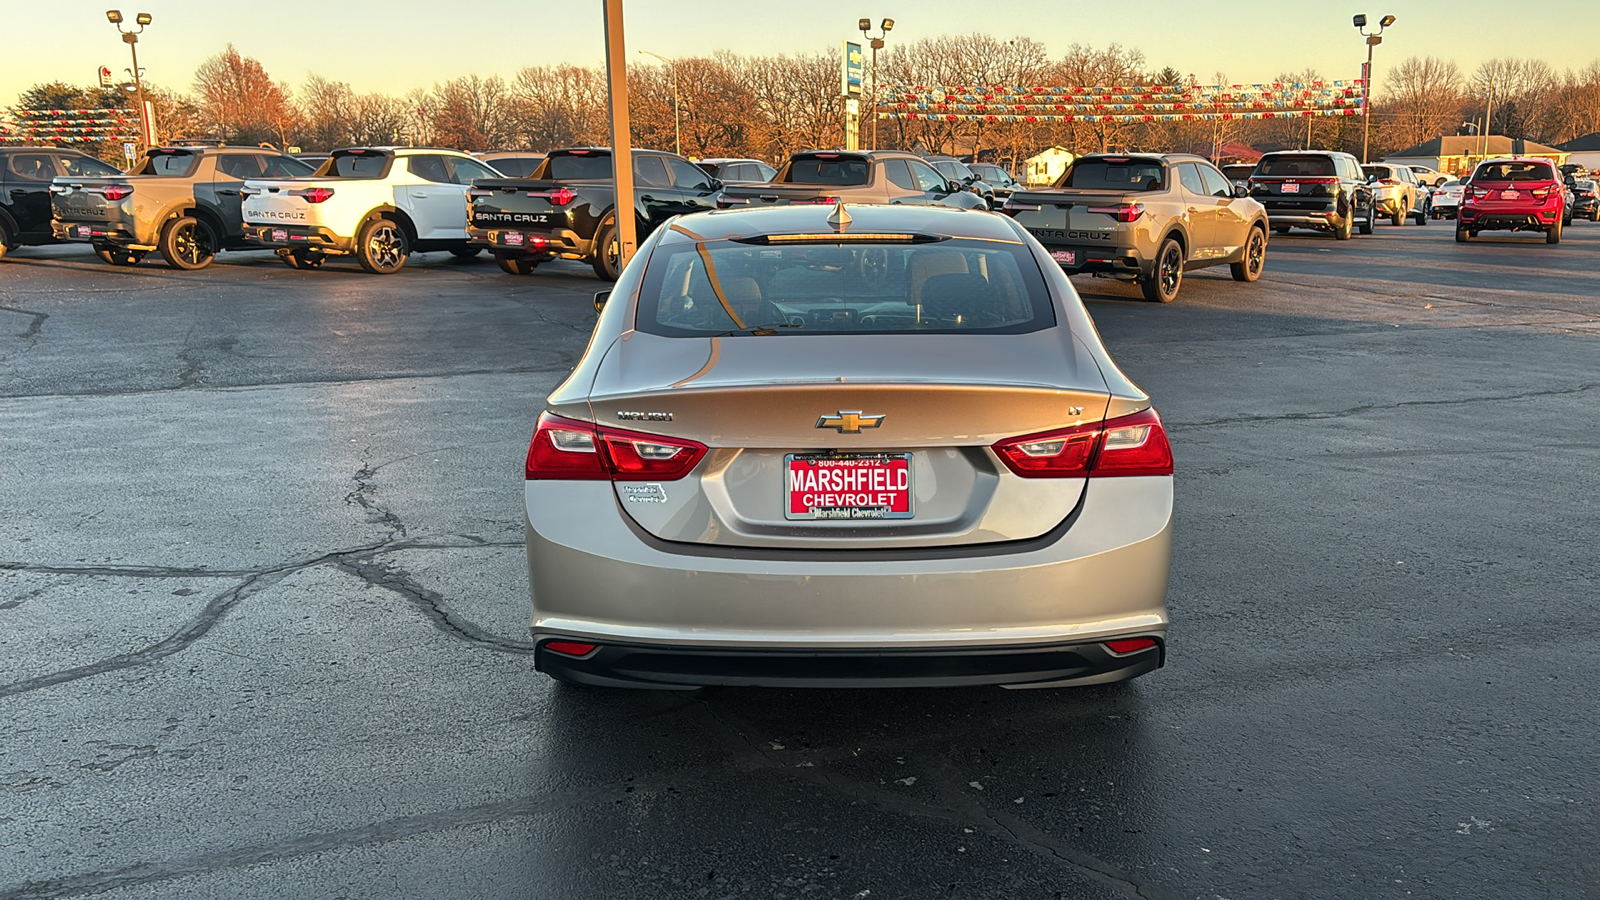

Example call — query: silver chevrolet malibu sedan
[524,202,1173,689]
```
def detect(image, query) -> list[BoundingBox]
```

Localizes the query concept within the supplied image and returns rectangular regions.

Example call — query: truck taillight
[291,187,335,203]
[1086,202,1145,223]
[795,196,840,205]
[992,408,1173,479]
[1000,199,1040,217]
[525,412,708,481]
[99,185,134,201]
[548,188,577,206]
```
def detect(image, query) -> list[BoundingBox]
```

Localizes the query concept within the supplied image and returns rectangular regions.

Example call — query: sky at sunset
[8,0,1599,105]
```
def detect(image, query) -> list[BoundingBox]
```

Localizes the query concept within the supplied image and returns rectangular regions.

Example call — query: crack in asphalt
[1175,382,1597,429]
[330,555,536,655]
[692,701,1174,898]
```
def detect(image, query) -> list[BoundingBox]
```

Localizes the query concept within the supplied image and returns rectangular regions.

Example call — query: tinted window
[1174,163,1205,195]
[327,153,390,178]
[6,153,57,181]
[884,159,918,190]
[721,164,750,182]
[409,154,452,183]
[262,155,314,178]
[666,157,713,191]
[634,156,671,187]
[637,239,1054,337]
[1258,155,1336,177]
[784,156,870,185]
[1473,161,1555,182]
[59,155,120,177]
[907,159,947,192]
[1060,159,1164,190]
[449,157,500,183]
[217,154,267,179]
[546,153,614,180]
[753,162,776,181]
[1198,165,1233,198]
[141,151,200,177]
[932,160,965,180]
[486,156,543,178]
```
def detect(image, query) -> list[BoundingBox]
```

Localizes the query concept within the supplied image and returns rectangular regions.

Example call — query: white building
[1024,146,1074,185]
[1556,133,1600,173]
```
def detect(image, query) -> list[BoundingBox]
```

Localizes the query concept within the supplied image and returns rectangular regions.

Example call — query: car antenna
[827,200,851,231]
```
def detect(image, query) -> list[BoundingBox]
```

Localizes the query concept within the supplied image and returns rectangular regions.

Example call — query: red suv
[1456,157,1568,244]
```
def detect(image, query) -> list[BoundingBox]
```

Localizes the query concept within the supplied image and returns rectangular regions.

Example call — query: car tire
[278,248,323,270]
[496,256,539,275]
[355,218,409,274]
[1455,224,1470,243]
[450,246,482,261]
[1273,226,1290,235]
[158,215,218,270]
[1546,218,1562,244]
[0,219,12,260]
[1140,237,1183,303]
[1413,206,1427,225]
[1390,204,1404,227]
[1335,207,1354,241]
[96,245,145,266]
[591,217,621,281]
[1230,227,1266,283]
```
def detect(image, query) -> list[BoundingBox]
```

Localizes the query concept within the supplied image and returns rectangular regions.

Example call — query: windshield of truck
[635,238,1053,337]
[545,154,614,180]
[1058,159,1164,190]
[1257,155,1337,177]
[783,156,871,185]
[1473,161,1555,182]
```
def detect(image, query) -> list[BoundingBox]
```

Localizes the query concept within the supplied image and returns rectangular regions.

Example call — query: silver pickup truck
[1002,153,1270,302]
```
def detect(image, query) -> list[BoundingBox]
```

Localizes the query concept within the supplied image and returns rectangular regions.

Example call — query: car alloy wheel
[368,225,404,269]
[160,216,217,270]
[1142,238,1183,302]
[1231,228,1266,283]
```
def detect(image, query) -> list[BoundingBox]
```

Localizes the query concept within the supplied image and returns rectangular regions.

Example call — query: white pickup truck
[240,147,503,273]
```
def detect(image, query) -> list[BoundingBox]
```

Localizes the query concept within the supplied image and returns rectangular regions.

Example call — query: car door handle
[410,191,429,198]
[641,195,658,202]
[217,189,240,196]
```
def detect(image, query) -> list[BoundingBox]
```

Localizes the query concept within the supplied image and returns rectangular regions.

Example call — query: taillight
[525,412,708,481]
[1000,199,1040,217]
[99,185,134,201]
[795,196,840,205]
[1086,202,1144,223]
[548,187,577,206]
[290,187,334,203]
[1380,178,1400,185]
[992,407,1173,479]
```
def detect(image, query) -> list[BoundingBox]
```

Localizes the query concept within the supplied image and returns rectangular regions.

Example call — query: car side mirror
[708,178,723,191]
[593,290,611,314]
[946,179,962,194]
[1233,183,1249,198]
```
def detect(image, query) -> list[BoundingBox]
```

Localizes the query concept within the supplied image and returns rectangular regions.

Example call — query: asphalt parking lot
[3,221,1598,899]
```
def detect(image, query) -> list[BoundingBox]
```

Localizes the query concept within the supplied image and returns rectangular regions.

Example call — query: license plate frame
[502,231,525,246]
[73,225,91,239]
[1050,249,1077,265]
[1500,189,1519,200]
[1281,183,1300,193]
[271,228,288,242]
[784,452,913,521]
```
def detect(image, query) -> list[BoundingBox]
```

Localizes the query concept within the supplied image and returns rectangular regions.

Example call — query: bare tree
[1472,58,1560,140]
[507,64,608,150]
[429,75,513,151]
[192,44,297,146]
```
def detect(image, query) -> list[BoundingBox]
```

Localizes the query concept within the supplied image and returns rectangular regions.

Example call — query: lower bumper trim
[534,636,1165,689]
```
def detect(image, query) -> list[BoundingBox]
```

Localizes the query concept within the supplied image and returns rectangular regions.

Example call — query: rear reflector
[1104,637,1157,654]
[544,641,598,656]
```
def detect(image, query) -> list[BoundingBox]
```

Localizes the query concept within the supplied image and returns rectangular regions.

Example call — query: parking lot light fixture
[1353,13,1395,164]
[860,17,894,150]
[106,9,123,23]
[107,10,154,150]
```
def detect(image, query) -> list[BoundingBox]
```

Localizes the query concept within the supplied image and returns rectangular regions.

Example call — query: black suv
[0,147,122,259]
[1248,150,1375,239]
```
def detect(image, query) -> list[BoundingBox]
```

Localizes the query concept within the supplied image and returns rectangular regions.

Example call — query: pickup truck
[49,144,314,269]
[465,147,721,279]
[1,147,121,260]
[240,146,503,273]
[1002,153,1270,303]
[717,150,989,211]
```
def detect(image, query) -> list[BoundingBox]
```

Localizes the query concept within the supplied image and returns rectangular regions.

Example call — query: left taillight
[99,185,134,201]
[525,412,707,481]
[290,187,335,203]
[1086,202,1144,223]
[992,407,1173,479]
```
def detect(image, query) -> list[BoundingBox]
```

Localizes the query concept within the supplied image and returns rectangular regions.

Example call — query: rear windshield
[545,153,613,180]
[1257,155,1336,177]
[138,152,199,177]
[486,156,544,178]
[1058,159,1164,190]
[320,153,391,178]
[636,238,1055,337]
[1473,161,1555,182]
[783,156,871,185]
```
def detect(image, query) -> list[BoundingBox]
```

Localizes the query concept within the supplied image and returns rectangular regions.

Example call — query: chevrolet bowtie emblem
[816,410,885,433]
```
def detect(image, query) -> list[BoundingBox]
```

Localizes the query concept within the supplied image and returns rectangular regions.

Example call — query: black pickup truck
[1,147,122,260]
[50,144,314,268]
[465,147,722,279]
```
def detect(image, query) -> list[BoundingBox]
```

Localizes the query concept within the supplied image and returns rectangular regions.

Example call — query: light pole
[1352,13,1395,164]
[858,17,893,150]
[639,50,680,157]
[106,10,154,149]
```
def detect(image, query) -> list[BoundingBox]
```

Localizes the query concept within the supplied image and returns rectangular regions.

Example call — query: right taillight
[992,408,1173,479]
[525,412,708,481]
[98,185,134,201]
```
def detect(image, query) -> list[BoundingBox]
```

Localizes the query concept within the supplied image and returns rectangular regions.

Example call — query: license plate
[785,453,912,521]
[272,229,288,242]
[1281,183,1300,193]
[1500,190,1519,200]
[1050,249,1077,264]
[73,225,91,238]
[503,231,524,246]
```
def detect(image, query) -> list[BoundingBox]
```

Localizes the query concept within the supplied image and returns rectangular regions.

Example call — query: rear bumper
[1263,207,1342,229]
[524,476,1172,687]
[535,636,1164,689]
[1458,209,1558,231]
[242,223,353,253]
[467,225,588,259]
[51,219,151,250]
[1033,241,1144,278]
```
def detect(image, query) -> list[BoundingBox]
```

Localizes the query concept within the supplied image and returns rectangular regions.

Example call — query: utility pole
[1352,14,1395,164]
[106,11,155,149]
[602,0,638,270]
[858,18,893,150]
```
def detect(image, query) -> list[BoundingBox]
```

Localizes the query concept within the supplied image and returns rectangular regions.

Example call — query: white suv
[240,147,503,273]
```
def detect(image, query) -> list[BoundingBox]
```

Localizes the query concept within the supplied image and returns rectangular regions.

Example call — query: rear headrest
[919,273,994,322]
